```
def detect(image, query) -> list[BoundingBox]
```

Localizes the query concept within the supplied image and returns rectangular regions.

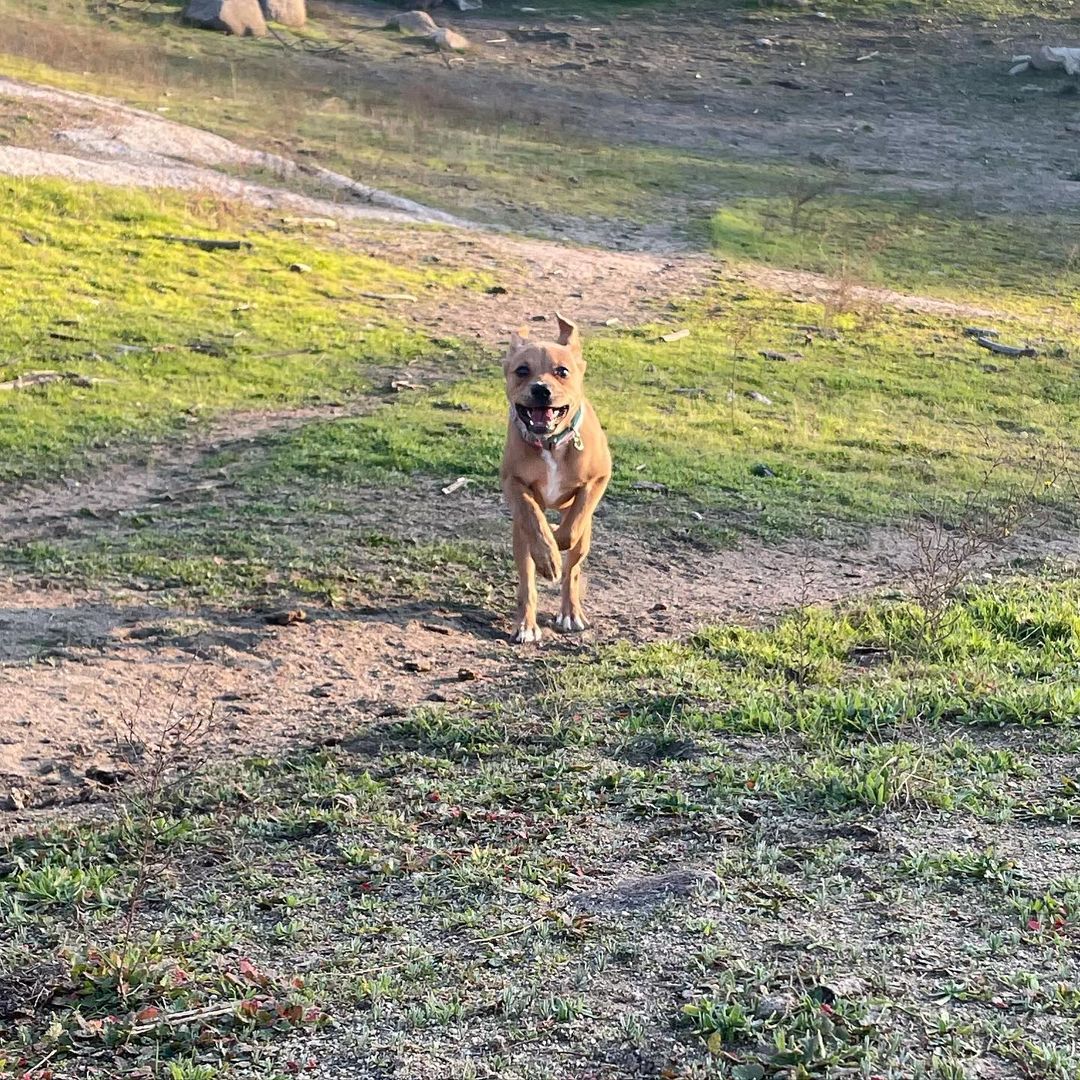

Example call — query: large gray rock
[260,0,306,27]
[184,0,268,36]
[386,10,439,35]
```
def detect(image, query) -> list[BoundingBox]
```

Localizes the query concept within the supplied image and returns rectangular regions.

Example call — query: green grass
[0,177,486,484]
[4,578,1080,1077]
[247,283,1080,535]
[6,243,1078,607]
[710,192,1080,311]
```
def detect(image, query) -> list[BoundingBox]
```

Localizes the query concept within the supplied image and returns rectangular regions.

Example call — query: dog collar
[512,404,585,452]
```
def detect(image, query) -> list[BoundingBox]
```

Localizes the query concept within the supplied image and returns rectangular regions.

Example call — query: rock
[386,10,439,35]
[4,787,28,811]
[85,765,130,786]
[750,462,775,478]
[404,658,434,672]
[570,869,719,914]
[288,262,312,273]
[810,976,867,1004]
[755,992,798,1019]
[265,608,307,626]
[457,667,478,681]
[746,391,773,405]
[260,0,305,26]
[183,0,268,36]
[433,27,470,50]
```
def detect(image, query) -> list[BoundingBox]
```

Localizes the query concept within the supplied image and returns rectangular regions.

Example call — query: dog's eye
[553,366,570,378]
[514,365,530,377]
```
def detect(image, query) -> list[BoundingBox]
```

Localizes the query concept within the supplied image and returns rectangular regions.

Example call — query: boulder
[260,0,306,27]
[184,0,268,36]
[386,10,439,35]
[434,27,469,50]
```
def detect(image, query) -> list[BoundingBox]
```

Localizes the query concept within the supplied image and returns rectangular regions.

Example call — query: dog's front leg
[505,479,561,643]
[511,515,541,643]
[554,477,609,632]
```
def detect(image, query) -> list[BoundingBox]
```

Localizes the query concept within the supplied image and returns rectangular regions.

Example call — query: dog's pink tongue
[530,407,557,426]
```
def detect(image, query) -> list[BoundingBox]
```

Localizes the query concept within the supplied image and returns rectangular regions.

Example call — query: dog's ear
[503,326,529,370]
[554,312,581,352]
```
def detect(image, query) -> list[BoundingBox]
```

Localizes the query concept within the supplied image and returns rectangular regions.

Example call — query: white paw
[555,613,587,633]
[513,623,543,644]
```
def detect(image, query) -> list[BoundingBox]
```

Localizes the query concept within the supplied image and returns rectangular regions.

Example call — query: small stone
[288,262,312,273]
[457,667,479,681]
[755,992,798,1019]
[746,391,773,405]
[811,976,867,1004]
[433,27,470,51]
[265,609,307,626]
[5,787,27,811]
[750,462,776,478]
[404,658,434,673]
[85,765,129,786]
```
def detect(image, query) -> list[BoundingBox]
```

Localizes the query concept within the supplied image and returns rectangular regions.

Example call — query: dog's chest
[538,449,562,505]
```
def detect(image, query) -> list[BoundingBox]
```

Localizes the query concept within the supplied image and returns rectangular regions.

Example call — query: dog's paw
[555,612,587,633]
[512,622,543,644]
[532,542,562,583]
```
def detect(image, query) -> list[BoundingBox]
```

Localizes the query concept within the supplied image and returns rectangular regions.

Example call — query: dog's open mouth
[516,403,569,435]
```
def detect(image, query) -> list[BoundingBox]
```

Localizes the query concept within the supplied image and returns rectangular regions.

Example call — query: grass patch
[4,579,1080,1076]
[246,283,1080,537]
[710,192,1080,310]
[0,177,485,484]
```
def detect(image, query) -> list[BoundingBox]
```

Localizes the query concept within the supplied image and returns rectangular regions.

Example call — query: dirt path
[5,455,1078,818]
[0,521,905,812]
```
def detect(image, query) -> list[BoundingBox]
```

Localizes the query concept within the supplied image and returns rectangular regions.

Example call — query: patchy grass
[0,177,486,485]
[247,283,1080,535]
[0,1,714,238]
[6,267,1079,607]
[4,578,1080,1077]
[710,192,1080,312]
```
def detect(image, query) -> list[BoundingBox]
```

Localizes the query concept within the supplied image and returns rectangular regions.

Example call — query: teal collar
[512,403,585,452]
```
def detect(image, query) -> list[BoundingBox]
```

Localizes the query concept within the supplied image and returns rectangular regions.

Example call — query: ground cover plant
[3,579,1080,1078]
[0,178,486,485]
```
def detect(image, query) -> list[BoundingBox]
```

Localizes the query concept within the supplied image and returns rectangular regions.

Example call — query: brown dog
[500,314,611,643]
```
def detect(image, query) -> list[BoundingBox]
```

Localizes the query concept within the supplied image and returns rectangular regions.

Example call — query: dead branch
[157,235,253,252]
[357,291,419,302]
[0,370,99,391]
[975,337,1037,358]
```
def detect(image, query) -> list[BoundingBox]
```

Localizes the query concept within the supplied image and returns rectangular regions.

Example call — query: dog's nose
[530,382,552,403]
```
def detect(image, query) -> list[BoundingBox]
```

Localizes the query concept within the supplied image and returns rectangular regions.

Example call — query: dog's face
[504,314,586,438]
